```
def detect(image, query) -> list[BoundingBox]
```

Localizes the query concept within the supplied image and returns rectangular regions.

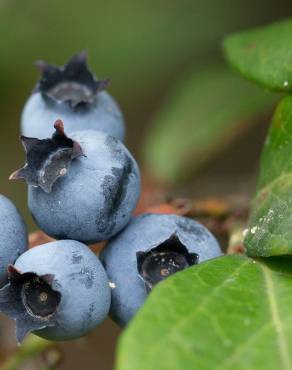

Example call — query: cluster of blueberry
[0,52,222,343]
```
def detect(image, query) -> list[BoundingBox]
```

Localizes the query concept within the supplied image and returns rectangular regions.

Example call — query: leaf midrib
[214,262,292,370]
[260,263,292,370]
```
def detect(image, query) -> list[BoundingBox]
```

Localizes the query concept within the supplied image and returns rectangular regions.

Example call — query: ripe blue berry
[10,120,141,243]
[0,195,27,287]
[21,52,125,141]
[0,240,111,342]
[101,213,222,327]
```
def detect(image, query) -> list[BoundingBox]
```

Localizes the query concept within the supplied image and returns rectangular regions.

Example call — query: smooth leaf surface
[245,96,292,256]
[143,65,277,185]
[224,19,292,91]
[117,255,292,370]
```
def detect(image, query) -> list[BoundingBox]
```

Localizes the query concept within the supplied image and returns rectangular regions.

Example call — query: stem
[0,334,54,370]
[227,224,246,255]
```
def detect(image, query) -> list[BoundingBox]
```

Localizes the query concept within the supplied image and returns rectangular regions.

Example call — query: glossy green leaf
[117,255,292,370]
[224,19,292,92]
[143,65,277,185]
[245,96,292,256]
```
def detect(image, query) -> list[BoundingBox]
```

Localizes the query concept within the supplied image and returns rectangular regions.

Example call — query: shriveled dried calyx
[10,120,84,193]
[34,51,110,109]
[0,265,61,343]
[137,234,198,293]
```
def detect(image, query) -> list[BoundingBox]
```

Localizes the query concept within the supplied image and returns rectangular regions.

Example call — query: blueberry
[10,120,141,243]
[0,195,27,287]
[0,240,111,342]
[100,213,222,327]
[21,51,125,141]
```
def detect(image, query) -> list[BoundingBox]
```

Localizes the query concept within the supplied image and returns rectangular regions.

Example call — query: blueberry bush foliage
[3,18,292,370]
[116,19,292,370]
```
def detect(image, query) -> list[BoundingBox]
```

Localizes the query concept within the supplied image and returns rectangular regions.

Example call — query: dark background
[0,1,291,369]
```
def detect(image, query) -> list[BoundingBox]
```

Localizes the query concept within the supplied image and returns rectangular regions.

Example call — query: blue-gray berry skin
[21,52,125,141]
[0,195,27,287]
[28,130,141,243]
[21,90,125,141]
[0,240,111,342]
[100,214,222,327]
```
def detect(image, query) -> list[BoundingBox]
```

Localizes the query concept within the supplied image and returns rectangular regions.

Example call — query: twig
[227,224,246,255]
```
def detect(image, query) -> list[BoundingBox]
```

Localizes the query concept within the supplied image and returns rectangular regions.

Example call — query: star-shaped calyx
[0,265,61,343]
[34,51,110,109]
[10,120,84,193]
[136,234,199,293]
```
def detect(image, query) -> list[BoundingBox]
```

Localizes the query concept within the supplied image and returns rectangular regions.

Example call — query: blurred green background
[0,1,291,369]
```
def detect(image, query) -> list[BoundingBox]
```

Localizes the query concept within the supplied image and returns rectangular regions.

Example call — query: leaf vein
[261,263,292,370]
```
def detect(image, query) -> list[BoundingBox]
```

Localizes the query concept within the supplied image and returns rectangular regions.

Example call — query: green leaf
[245,96,292,256]
[116,255,292,370]
[224,19,292,92]
[143,65,277,185]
